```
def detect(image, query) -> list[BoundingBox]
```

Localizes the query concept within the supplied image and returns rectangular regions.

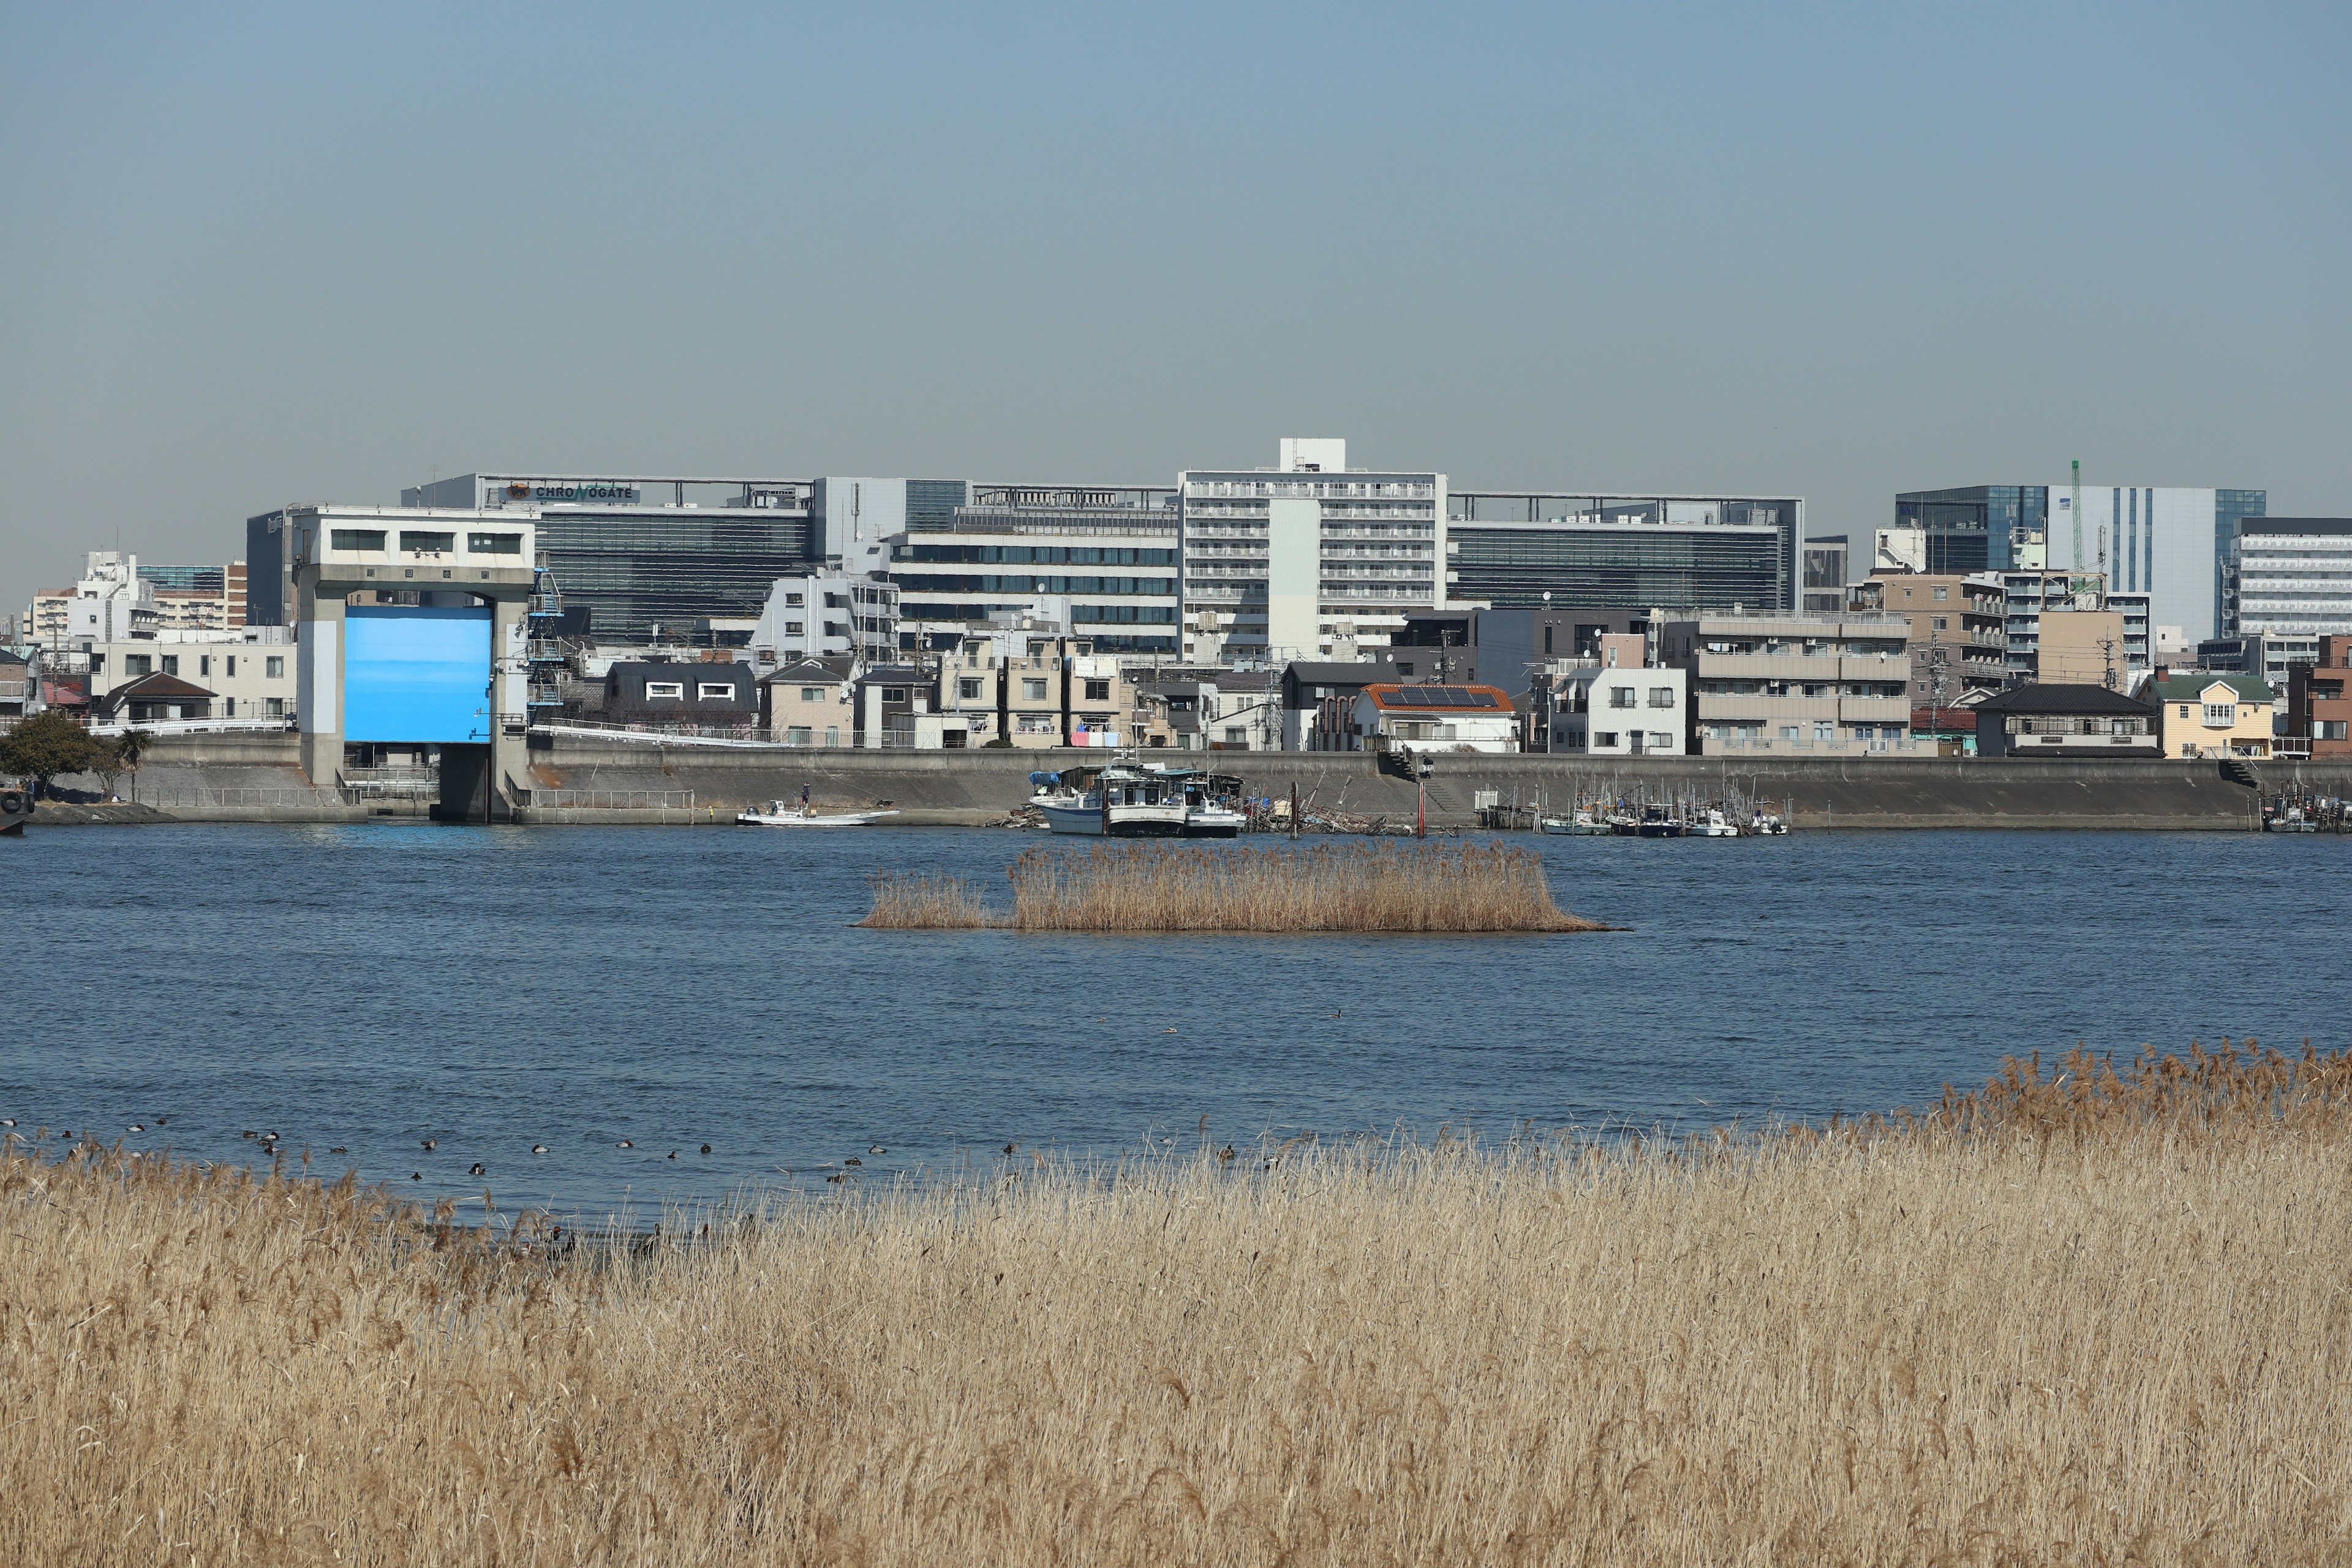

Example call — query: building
[1136,669,1281,751]
[1659,610,1913,755]
[1972,684,2161,759]
[137,562,247,630]
[601,661,758,725]
[1540,637,1689,756]
[1392,607,1656,699]
[931,623,1135,749]
[892,488,1179,656]
[1847,572,2007,709]
[2222,519,2352,641]
[0,650,31,715]
[2150,672,2274,761]
[91,672,224,726]
[1286,658,1409,750]
[1901,483,2263,645]
[31,552,158,644]
[2285,635,2352,759]
[1999,571,2147,686]
[81,628,298,720]
[756,658,854,746]
[748,573,900,666]
[1345,684,1520,753]
[1446,492,1800,616]
[1800,536,1849,614]
[396,474,830,641]
[2195,631,2324,689]
[1179,438,1445,665]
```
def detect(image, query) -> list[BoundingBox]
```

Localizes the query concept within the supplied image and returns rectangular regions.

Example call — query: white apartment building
[1661,610,1914,755]
[2223,519,2352,639]
[32,551,157,643]
[748,573,899,668]
[1542,636,1689,756]
[1180,438,1446,666]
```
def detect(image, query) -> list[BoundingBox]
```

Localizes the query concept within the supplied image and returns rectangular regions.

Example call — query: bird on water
[421,1138,437,1150]
[127,1123,144,1134]
[532,1144,549,1155]
[701,1144,712,1154]
[869,1145,886,1155]
[330,1147,347,1154]
[469,1163,486,1177]
[616,1139,633,1149]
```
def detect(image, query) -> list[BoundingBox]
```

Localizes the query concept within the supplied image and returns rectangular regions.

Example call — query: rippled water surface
[6,823,2345,1216]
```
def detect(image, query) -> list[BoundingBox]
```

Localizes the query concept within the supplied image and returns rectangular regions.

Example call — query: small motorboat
[1540,809,1608,835]
[1695,809,1740,837]
[737,800,899,827]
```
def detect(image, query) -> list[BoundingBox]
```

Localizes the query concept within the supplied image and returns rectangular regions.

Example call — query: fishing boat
[1029,763,1249,837]
[1540,808,1608,835]
[1629,804,1686,839]
[736,800,900,827]
[1695,808,1741,837]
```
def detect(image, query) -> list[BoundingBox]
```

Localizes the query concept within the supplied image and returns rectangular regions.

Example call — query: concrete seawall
[29,730,2352,829]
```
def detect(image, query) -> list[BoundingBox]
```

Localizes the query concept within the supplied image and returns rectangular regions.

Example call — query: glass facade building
[893,500,1183,654]
[1894,486,2047,574]
[1449,521,1787,611]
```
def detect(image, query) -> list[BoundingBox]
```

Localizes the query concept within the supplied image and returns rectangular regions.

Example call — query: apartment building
[935,622,1136,749]
[2223,519,2352,639]
[1658,610,1913,755]
[2285,635,2352,758]
[1847,571,2007,707]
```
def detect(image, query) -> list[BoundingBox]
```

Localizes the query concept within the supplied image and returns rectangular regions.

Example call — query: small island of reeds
[858,840,1612,932]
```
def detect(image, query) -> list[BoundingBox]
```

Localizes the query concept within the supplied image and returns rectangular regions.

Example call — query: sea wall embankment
[28,730,2352,829]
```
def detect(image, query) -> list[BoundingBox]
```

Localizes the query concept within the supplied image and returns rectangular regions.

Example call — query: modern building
[1972,684,2161,760]
[1901,483,2263,646]
[1392,606,1657,698]
[1180,438,1444,665]
[748,573,900,666]
[600,662,757,725]
[1999,571,2149,686]
[137,562,247,630]
[1541,643,1689,757]
[1658,609,1914,755]
[2150,672,2274,761]
[31,552,158,644]
[1446,491,1800,617]
[892,487,1179,655]
[81,627,297,721]
[2195,631,2324,689]
[2285,635,2352,759]
[1136,669,1281,751]
[1800,536,1849,614]
[1847,572,2008,707]
[396,474,830,641]
[2222,519,2352,641]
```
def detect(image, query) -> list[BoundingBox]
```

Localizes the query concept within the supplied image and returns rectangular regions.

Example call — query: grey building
[1801,536,1848,614]
[1446,491,1799,614]
[2223,519,2352,640]
[1658,609,1914,755]
[602,661,757,722]
[892,484,1180,655]
[1393,607,1653,697]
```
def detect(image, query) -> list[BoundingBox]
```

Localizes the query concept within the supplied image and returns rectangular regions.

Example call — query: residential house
[1972,684,2161,759]
[933,624,1135,749]
[1344,683,1520,754]
[2285,635,2352,759]
[2151,672,2275,760]
[1542,661,1689,756]
[93,671,217,725]
[1286,658,1408,750]
[756,658,854,747]
[602,661,758,726]
[81,628,298,721]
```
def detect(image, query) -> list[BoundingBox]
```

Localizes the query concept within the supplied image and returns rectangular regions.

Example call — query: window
[226,655,237,677]
[330,529,386,551]
[467,532,522,555]
[1780,725,1801,740]
[1932,586,1948,600]
[1023,679,1049,702]
[2180,743,2197,757]
[1648,687,1674,708]
[265,657,284,678]
[1814,721,1836,741]
[265,697,285,718]
[785,622,804,635]
[1085,679,1110,702]
[801,686,826,702]
[2177,704,2192,718]
[2203,703,2234,726]
[399,530,455,554]
[696,682,736,701]
[1542,626,1553,655]
[958,678,984,701]
[1608,687,1635,709]
[785,592,805,606]
[787,726,812,745]
[161,655,179,676]
[125,655,153,677]
[644,682,685,699]
[1852,725,1875,741]
[223,698,235,716]
[824,622,846,638]
[881,687,908,704]
[1932,617,1947,631]
[1224,727,1245,744]
[2315,721,2349,741]
[198,655,211,677]
[1649,732,1673,750]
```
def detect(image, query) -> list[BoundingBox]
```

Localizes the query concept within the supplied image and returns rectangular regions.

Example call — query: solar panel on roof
[1389,685,1498,709]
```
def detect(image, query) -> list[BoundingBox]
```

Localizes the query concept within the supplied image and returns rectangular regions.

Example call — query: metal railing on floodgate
[524,788,698,810]
[532,718,929,748]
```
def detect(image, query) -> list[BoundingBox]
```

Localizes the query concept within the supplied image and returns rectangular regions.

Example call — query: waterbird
[154,1116,166,1126]
[241,1130,258,1139]
[469,1163,486,1177]
[262,1131,278,1141]
[616,1139,633,1149]
[127,1124,144,1133]
[825,1173,846,1183]
[421,1138,437,1150]
[844,1158,861,1167]
[666,1151,677,1159]
[411,1172,421,1181]
[1003,1142,1017,1155]
[701,1144,712,1155]
[1164,1027,1178,1033]
[330,1147,347,1154]
[869,1145,886,1155]
[0,1119,13,1128]
[532,1144,548,1155]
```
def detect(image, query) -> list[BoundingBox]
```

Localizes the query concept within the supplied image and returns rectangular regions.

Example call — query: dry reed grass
[7,1040,2352,1564]
[861,840,1606,932]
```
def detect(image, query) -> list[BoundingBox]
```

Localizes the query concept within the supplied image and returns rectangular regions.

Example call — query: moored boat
[737,800,900,827]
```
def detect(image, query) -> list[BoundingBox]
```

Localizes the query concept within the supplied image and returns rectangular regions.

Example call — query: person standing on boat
[800,783,811,816]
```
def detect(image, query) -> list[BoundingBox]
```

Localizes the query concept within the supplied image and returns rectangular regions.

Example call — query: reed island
[858,840,1613,932]
[5,1041,2348,1563]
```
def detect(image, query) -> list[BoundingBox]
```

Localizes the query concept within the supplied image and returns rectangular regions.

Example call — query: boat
[1695,809,1741,837]
[2264,804,2318,832]
[1744,810,1790,835]
[1630,804,1686,839]
[1030,763,1250,838]
[736,800,900,827]
[1540,809,1608,835]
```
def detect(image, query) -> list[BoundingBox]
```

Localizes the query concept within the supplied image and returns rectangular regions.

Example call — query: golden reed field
[6,1041,2351,1565]
[860,840,1608,932]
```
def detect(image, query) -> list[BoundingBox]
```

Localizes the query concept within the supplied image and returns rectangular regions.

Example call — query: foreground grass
[6,1044,2352,1564]
[862,840,1608,931]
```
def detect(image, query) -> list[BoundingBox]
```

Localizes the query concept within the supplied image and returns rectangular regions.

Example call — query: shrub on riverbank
[859,840,1608,932]
[6,1041,2350,1564]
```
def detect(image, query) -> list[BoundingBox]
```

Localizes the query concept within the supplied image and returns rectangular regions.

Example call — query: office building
[1659,609,1913,755]
[1446,491,1799,616]
[398,473,829,641]
[1179,439,1444,665]
[137,562,248,630]
[2222,519,2352,640]
[1901,483,2263,646]
[2198,631,2326,690]
[892,484,1180,655]
[1800,536,1849,613]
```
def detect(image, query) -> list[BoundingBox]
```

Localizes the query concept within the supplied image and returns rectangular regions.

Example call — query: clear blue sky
[3,1,2345,609]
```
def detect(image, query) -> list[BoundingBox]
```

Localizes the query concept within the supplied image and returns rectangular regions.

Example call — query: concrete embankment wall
[522,734,2352,830]
[31,729,2352,829]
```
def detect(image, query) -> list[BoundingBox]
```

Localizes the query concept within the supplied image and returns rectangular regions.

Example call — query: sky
[3,1,2347,611]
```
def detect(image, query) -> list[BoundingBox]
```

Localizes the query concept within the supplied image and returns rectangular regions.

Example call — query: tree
[91,729,155,802]
[0,711,107,800]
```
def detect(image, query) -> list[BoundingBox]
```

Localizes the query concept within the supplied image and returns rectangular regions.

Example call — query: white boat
[737,800,900,827]
[1028,763,1248,838]
[1540,809,1608,835]
[1696,809,1741,837]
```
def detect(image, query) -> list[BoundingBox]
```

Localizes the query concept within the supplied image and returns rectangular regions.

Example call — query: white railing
[526,788,697,810]
[87,717,296,737]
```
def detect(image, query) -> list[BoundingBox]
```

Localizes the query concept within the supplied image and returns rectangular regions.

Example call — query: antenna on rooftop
[2070,459,2083,574]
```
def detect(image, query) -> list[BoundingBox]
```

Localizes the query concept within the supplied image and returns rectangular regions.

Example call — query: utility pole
[2071,459,2084,575]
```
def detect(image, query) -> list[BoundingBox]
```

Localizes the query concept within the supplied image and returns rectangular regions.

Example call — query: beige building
[1849,571,2007,704]
[2152,673,2274,760]
[2035,609,2128,687]
[938,623,1137,748]
[756,658,854,746]
[1660,610,1915,755]
[83,627,299,723]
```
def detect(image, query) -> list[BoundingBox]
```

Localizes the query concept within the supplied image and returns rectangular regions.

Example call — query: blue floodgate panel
[345,605,494,743]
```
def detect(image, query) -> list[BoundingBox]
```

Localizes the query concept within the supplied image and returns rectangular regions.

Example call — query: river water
[5,823,2343,1218]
